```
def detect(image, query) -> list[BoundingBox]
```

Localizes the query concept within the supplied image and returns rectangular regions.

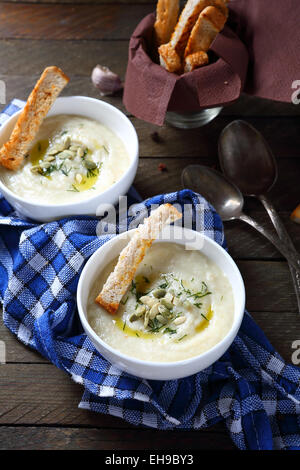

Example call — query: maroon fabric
[123,1,300,125]
[230,0,300,102]
[123,13,248,125]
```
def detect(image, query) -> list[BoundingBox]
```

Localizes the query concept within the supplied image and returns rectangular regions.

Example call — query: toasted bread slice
[154,0,180,47]
[169,0,212,57]
[0,66,69,171]
[95,204,182,314]
[158,42,182,73]
[184,6,227,58]
[212,0,229,17]
[184,50,209,72]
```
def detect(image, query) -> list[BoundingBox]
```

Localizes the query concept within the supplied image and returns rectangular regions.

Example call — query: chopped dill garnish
[143,276,150,284]
[178,334,187,341]
[136,332,140,337]
[60,165,71,176]
[201,313,209,322]
[67,184,80,192]
[163,327,177,335]
[123,321,126,331]
[121,296,128,305]
[148,318,164,333]
[159,282,168,289]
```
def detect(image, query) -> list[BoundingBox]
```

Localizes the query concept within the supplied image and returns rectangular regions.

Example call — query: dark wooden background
[0,0,299,450]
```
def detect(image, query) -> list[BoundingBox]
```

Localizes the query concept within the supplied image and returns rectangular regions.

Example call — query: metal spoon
[219,120,300,312]
[181,165,300,273]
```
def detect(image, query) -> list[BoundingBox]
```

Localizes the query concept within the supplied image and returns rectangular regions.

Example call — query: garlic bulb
[91,65,123,96]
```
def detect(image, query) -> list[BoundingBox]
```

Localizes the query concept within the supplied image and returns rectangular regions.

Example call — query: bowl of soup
[77,226,245,380]
[0,96,138,221]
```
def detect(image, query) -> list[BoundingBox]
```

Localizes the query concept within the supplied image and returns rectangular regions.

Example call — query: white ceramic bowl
[77,226,245,380]
[0,96,139,222]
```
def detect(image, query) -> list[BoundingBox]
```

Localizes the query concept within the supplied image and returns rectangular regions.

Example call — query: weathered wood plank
[0,40,129,77]
[134,158,300,212]
[0,3,153,40]
[132,118,300,159]
[225,212,300,260]
[0,425,234,450]
[0,321,49,364]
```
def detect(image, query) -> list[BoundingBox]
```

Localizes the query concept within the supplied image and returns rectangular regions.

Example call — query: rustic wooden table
[0,0,299,451]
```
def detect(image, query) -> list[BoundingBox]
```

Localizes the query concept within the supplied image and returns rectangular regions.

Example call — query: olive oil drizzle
[29,138,103,192]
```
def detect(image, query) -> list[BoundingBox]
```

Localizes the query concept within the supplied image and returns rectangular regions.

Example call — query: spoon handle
[259,194,300,313]
[239,212,300,274]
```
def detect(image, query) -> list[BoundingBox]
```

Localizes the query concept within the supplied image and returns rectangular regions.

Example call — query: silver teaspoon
[219,120,300,313]
[181,165,300,273]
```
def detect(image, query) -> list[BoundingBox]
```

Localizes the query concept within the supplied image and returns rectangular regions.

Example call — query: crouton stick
[96,204,182,314]
[0,66,69,171]
[154,0,180,47]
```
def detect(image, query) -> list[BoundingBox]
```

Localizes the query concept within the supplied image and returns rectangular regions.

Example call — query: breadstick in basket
[184,5,227,64]
[154,0,180,47]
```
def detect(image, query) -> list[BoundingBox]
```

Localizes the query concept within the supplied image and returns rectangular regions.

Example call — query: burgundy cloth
[230,0,300,102]
[123,13,248,125]
[123,0,300,125]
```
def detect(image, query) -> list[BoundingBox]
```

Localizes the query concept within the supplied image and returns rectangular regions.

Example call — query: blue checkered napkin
[1,101,300,450]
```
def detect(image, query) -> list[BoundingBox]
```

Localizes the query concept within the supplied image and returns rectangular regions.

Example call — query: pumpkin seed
[165,292,173,303]
[160,298,173,310]
[149,302,160,319]
[152,288,166,299]
[47,144,64,155]
[136,305,146,317]
[40,161,51,169]
[173,316,186,326]
[156,315,167,325]
[58,150,75,160]
[84,160,97,170]
[158,304,169,316]
[63,136,71,149]
[77,147,85,158]
[45,156,55,162]
[129,314,139,322]
[140,295,156,307]
[30,165,42,174]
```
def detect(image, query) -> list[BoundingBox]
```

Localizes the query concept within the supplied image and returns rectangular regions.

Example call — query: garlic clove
[91,65,123,96]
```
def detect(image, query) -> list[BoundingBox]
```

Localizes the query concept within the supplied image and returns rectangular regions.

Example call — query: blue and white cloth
[0,100,300,450]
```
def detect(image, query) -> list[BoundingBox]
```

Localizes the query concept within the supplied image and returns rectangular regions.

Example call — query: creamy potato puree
[88,242,234,362]
[0,114,131,204]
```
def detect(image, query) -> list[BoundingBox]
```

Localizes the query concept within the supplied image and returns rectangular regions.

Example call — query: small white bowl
[77,226,245,380]
[0,96,139,222]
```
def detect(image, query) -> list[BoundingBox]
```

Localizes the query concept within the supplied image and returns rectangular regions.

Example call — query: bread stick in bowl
[96,204,182,314]
[0,66,69,171]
